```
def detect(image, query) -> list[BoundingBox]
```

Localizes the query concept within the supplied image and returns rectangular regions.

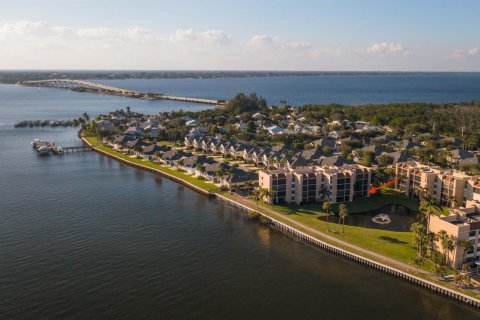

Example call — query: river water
[1,78,479,319]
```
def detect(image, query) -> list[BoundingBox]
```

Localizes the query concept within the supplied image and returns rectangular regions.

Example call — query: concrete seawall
[215,193,480,309]
[81,137,214,197]
[82,136,480,309]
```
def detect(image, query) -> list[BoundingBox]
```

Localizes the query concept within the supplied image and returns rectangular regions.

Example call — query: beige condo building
[258,164,372,205]
[395,161,480,268]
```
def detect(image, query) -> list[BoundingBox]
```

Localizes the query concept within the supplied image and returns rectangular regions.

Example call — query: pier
[31,139,92,155]
[19,79,226,106]
[15,119,79,128]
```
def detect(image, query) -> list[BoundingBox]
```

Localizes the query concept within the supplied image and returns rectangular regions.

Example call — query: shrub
[247,211,260,220]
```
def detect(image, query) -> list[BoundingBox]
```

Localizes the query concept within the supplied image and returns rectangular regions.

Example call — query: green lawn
[257,189,433,268]
[84,136,219,193]
[265,203,419,264]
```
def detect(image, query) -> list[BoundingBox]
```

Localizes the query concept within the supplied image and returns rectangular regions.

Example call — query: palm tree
[431,250,447,278]
[229,184,238,195]
[410,222,426,257]
[459,239,473,265]
[251,189,262,209]
[446,237,455,267]
[215,167,226,179]
[322,201,331,232]
[427,231,438,254]
[414,186,428,200]
[409,256,425,272]
[437,230,449,263]
[453,270,463,286]
[261,188,273,203]
[419,194,442,231]
[447,195,458,208]
[337,204,349,234]
[244,181,254,196]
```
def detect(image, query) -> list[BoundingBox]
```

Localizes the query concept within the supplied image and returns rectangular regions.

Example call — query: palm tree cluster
[410,221,473,281]
[251,188,272,209]
[409,188,474,278]
[337,204,349,234]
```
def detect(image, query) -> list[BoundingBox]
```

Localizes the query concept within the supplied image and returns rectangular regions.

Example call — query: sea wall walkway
[81,136,480,309]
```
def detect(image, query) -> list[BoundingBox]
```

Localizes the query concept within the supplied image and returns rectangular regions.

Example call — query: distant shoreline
[2,70,480,84]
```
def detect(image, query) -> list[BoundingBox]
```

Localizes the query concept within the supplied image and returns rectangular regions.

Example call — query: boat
[50,146,63,155]
[36,145,50,155]
[31,139,46,149]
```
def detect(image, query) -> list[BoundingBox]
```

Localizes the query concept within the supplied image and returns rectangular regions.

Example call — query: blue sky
[0,0,479,70]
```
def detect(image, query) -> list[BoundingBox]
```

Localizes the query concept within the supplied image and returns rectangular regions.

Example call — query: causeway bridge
[19,79,225,106]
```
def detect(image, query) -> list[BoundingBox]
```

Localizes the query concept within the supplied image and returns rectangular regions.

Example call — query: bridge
[19,79,225,106]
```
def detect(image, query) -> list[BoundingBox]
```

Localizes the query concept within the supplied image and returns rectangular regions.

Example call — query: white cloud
[198,30,231,45]
[450,49,465,58]
[169,28,231,45]
[450,47,478,58]
[467,48,479,56]
[77,27,117,39]
[0,20,71,37]
[310,47,347,58]
[248,34,310,51]
[169,28,196,43]
[367,42,410,55]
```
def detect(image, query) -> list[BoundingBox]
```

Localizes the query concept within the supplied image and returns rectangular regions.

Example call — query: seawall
[81,137,214,197]
[82,136,480,309]
[215,193,480,308]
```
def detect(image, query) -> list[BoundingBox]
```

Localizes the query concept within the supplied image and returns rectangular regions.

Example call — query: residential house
[142,144,170,161]
[448,149,477,165]
[221,169,258,190]
[96,120,115,133]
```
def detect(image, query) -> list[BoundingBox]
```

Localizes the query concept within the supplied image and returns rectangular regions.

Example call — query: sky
[0,0,479,71]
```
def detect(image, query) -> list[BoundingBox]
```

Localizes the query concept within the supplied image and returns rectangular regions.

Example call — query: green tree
[251,189,262,209]
[431,250,448,278]
[409,256,425,272]
[337,204,349,234]
[459,239,473,265]
[225,93,267,114]
[410,222,427,257]
[419,194,442,231]
[322,201,331,232]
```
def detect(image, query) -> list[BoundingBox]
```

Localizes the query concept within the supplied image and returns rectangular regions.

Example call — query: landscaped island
[74,93,480,302]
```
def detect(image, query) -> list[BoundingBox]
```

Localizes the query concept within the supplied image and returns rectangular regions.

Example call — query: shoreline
[81,135,480,308]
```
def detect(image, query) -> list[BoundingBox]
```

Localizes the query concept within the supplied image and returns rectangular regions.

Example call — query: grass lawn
[271,188,420,216]
[258,189,440,270]
[84,136,219,193]
[156,140,175,146]
[265,201,419,265]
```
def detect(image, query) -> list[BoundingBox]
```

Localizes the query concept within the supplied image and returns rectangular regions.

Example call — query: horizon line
[1,69,480,73]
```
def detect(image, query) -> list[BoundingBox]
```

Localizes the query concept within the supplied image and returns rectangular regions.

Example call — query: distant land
[1,70,479,84]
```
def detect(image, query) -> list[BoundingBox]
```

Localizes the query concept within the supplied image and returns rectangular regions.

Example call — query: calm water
[320,204,420,232]
[97,73,480,106]
[1,80,480,319]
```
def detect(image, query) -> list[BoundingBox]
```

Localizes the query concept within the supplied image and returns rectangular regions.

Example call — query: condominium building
[429,201,480,268]
[396,161,480,267]
[258,164,372,205]
[395,162,471,207]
